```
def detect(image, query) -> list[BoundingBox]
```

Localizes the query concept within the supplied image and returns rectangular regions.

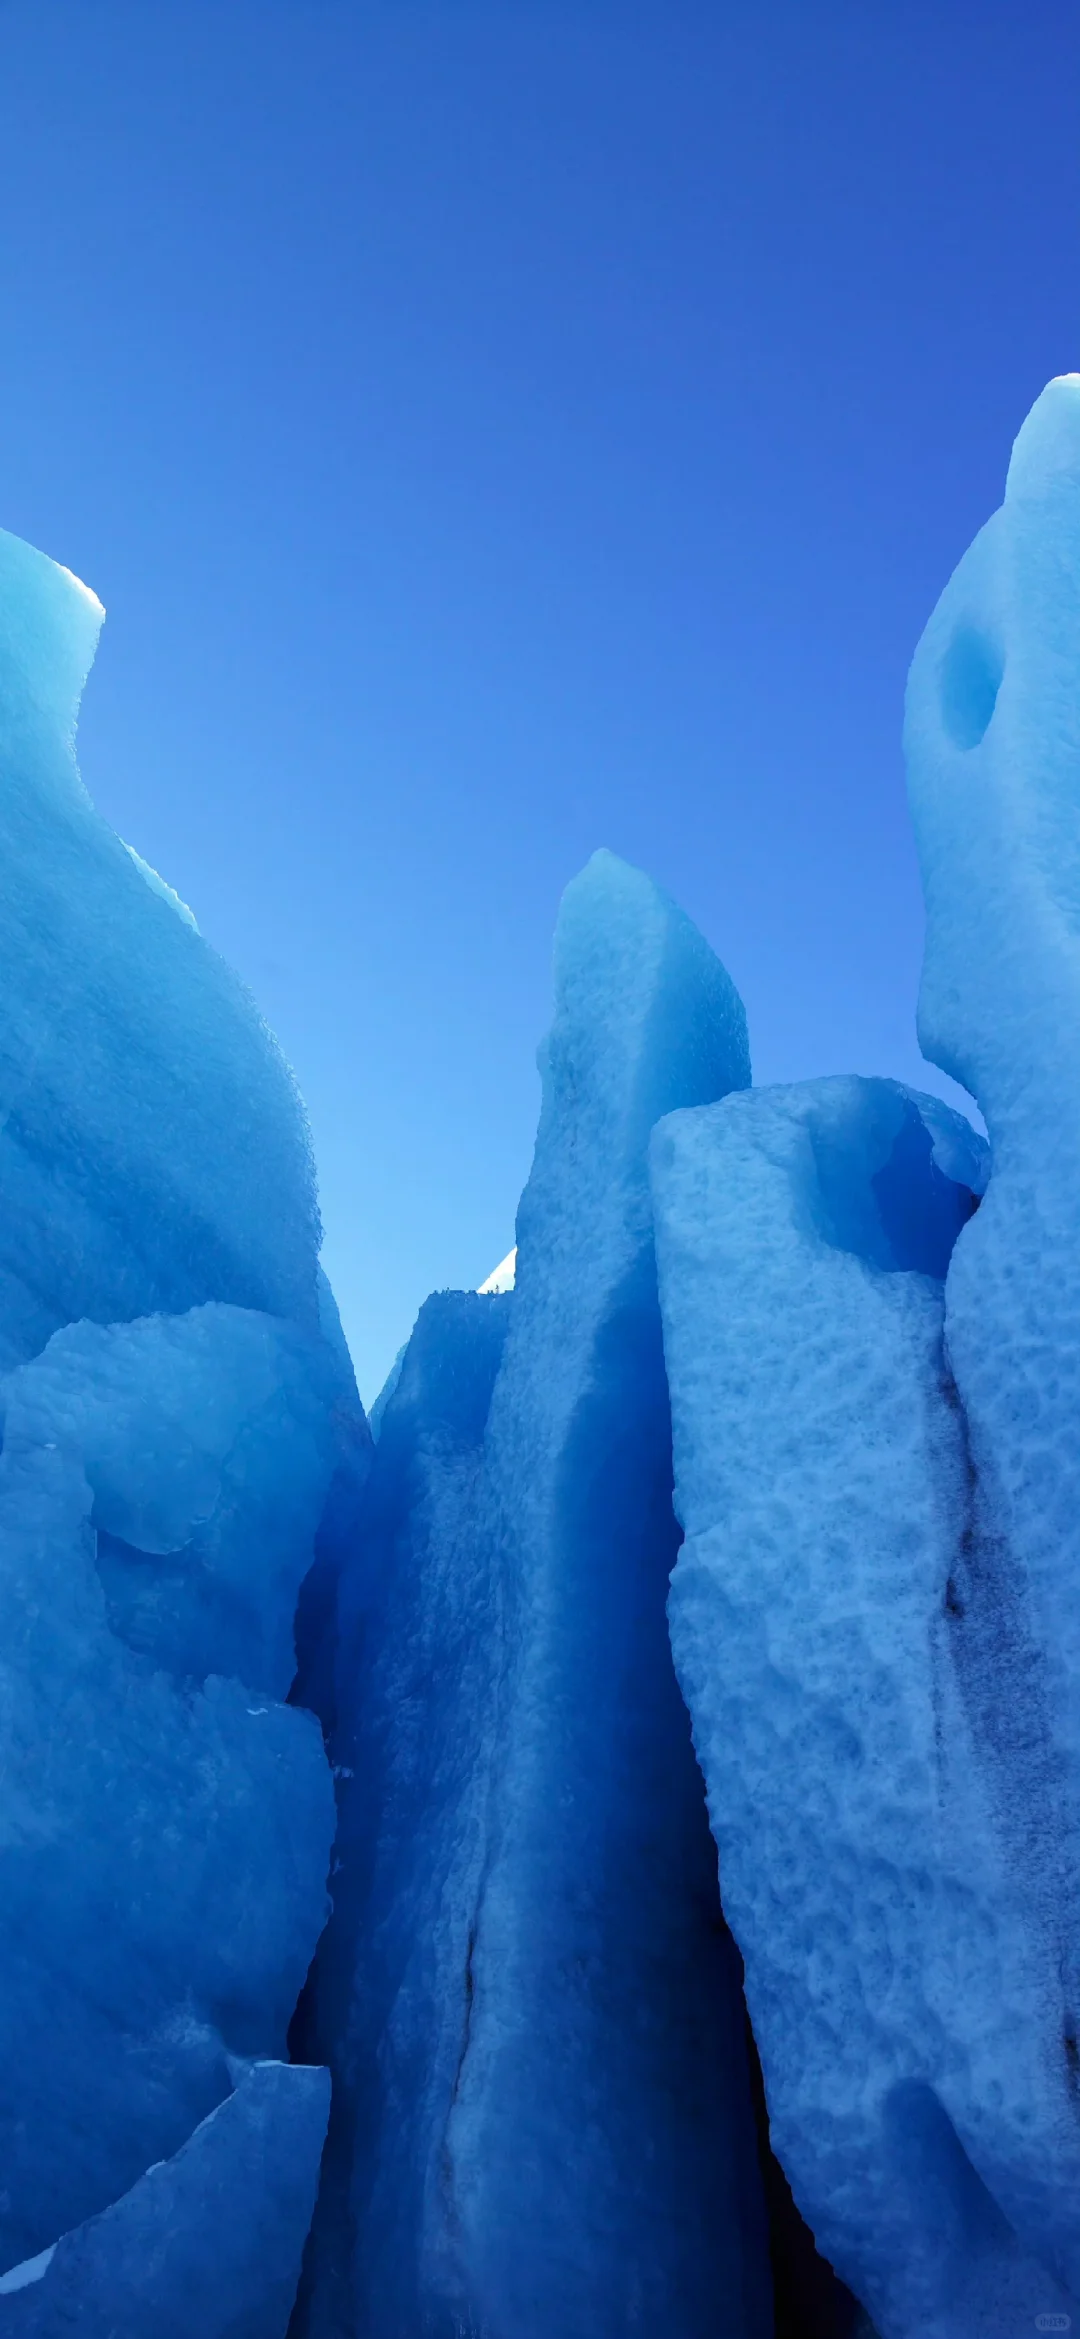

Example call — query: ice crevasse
[294,849,774,2339]
[0,379,1079,2339]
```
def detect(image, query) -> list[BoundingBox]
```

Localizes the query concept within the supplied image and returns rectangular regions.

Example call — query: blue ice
[0,2063,329,2339]
[904,371,1080,2305]
[0,1298,338,2285]
[0,528,352,2331]
[648,374,1080,2339]
[650,1076,1077,2335]
[295,1285,514,2334]
[297,851,772,2339]
[5,360,1080,2339]
[0,527,324,1368]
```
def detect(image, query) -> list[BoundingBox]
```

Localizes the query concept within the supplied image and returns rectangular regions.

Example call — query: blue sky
[0,1,1076,1398]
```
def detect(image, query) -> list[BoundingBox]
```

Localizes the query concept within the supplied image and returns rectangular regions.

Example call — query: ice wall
[0,528,322,1368]
[297,851,772,2339]
[648,376,1080,2339]
[0,531,351,2331]
[903,371,1080,2301]
[0,2063,329,2339]
[295,1287,513,2334]
[446,851,769,2339]
[0,1300,338,2272]
[651,1079,1078,2335]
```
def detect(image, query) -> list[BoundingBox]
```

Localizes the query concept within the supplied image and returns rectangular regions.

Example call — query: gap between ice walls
[0,379,1077,2339]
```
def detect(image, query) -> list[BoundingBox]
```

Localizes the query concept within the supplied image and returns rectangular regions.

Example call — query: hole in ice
[811,1092,979,1283]
[870,1106,979,1279]
[940,624,1003,749]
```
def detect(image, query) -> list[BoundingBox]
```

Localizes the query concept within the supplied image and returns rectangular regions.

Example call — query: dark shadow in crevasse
[739,1995,868,2339]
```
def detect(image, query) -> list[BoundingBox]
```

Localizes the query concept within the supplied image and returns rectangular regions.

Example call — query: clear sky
[0,1,1076,1399]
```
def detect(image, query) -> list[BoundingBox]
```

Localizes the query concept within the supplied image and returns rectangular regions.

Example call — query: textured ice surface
[4,1303,340,1694]
[0,527,321,1371]
[903,373,1080,2302]
[297,851,772,2338]
[0,2061,329,2338]
[651,1074,1080,2338]
[0,1303,336,2273]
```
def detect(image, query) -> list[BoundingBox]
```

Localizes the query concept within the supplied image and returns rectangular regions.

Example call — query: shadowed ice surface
[295,852,773,2339]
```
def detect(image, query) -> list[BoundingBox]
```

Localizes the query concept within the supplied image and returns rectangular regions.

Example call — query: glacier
[0,379,1079,2337]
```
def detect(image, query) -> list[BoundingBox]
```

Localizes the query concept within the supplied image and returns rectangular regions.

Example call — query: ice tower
[296,852,773,2339]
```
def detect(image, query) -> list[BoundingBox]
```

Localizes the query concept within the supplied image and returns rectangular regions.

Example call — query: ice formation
[0,2062,329,2339]
[651,1080,1073,2335]
[295,1286,514,2334]
[905,373,1080,2308]
[296,852,773,2338]
[0,530,322,1368]
[648,377,1080,2339]
[0,1300,338,2275]
[5,379,1080,2338]
[0,527,357,2332]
